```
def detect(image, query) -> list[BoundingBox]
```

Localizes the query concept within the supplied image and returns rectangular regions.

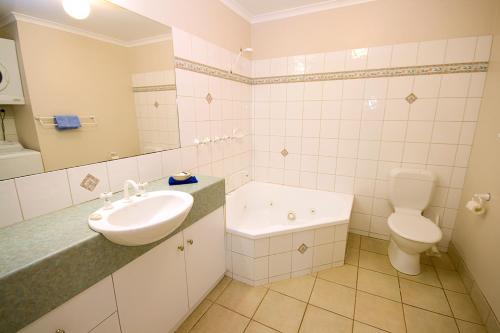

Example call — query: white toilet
[387,168,442,275]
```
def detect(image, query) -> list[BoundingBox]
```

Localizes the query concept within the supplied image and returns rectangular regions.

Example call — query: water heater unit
[0,38,25,105]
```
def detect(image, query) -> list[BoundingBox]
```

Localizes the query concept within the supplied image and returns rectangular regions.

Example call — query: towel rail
[35,115,97,128]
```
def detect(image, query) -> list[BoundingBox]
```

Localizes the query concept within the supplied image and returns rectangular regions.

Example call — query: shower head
[229,47,253,74]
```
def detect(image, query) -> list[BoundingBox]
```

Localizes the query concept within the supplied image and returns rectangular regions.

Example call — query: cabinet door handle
[55,330,65,333]
[177,245,185,251]
[187,239,194,245]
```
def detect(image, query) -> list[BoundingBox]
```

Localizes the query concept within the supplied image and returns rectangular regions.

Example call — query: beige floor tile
[354,291,406,333]
[353,321,387,332]
[253,290,307,333]
[359,250,397,276]
[456,320,488,333]
[399,264,442,287]
[345,246,360,266]
[357,268,401,301]
[317,264,358,288]
[299,304,353,333]
[446,290,483,324]
[348,233,361,249]
[360,236,389,255]
[176,299,213,333]
[245,321,280,333]
[191,303,249,333]
[421,253,433,265]
[437,268,467,293]
[432,254,456,270]
[403,304,458,333]
[269,274,315,302]
[216,280,268,317]
[309,278,356,318]
[399,278,452,315]
[206,276,232,301]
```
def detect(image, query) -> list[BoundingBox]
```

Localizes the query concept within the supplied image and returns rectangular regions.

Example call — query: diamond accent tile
[205,93,213,104]
[405,93,418,104]
[298,243,308,254]
[281,148,289,157]
[154,101,159,108]
[80,174,100,192]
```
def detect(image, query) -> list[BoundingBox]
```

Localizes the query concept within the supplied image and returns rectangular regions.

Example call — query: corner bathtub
[225,182,354,286]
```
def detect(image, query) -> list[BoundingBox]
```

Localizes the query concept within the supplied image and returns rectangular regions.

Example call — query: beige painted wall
[16,20,140,171]
[110,0,251,55]
[453,2,500,319]
[251,0,498,59]
[128,40,175,74]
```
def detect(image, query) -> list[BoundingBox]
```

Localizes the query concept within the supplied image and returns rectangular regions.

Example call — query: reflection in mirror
[0,0,179,180]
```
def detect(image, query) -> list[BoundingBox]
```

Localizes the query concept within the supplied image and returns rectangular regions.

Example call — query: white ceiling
[221,0,375,23]
[0,0,171,46]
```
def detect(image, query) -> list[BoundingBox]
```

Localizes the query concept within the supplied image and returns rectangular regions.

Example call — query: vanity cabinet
[113,232,189,333]
[17,207,225,333]
[112,207,225,333]
[184,207,226,307]
[18,277,117,333]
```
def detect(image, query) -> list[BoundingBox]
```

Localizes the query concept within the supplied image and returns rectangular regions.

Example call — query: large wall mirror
[0,0,179,180]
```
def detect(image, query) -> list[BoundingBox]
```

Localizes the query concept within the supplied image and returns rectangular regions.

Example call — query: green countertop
[0,175,225,333]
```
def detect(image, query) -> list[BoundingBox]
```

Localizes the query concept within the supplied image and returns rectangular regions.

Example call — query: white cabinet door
[113,232,189,333]
[19,277,116,333]
[183,207,226,307]
[89,313,121,333]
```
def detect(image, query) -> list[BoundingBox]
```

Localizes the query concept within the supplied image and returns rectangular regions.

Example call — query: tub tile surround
[227,224,349,286]
[178,233,491,333]
[250,35,492,251]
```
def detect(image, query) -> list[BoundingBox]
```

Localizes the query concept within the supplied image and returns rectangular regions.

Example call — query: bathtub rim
[225,181,354,240]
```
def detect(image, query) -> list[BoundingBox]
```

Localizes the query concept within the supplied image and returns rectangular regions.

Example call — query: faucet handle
[137,182,148,196]
[100,192,113,209]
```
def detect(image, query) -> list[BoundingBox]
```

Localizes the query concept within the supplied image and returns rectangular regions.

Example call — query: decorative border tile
[175,57,488,85]
[175,57,252,84]
[132,84,176,93]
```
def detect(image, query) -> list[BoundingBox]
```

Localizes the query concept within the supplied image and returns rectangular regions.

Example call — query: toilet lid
[388,213,442,244]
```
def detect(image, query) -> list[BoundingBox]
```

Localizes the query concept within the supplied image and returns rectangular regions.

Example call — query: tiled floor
[177,234,487,333]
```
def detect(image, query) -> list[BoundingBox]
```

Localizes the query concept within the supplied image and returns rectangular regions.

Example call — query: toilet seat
[388,213,442,244]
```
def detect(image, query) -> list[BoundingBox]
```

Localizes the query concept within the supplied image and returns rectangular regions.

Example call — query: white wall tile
[324,51,346,72]
[475,35,493,62]
[417,40,447,65]
[67,162,110,205]
[288,55,306,75]
[305,53,325,74]
[107,157,139,192]
[366,46,392,70]
[292,249,313,272]
[269,252,292,277]
[270,58,288,76]
[269,234,292,254]
[345,48,368,70]
[439,74,471,98]
[445,37,477,63]
[391,43,418,67]
[137,152,163,183]
[0,179,23,228]
[15,170,72,220]
[313,243,334,266]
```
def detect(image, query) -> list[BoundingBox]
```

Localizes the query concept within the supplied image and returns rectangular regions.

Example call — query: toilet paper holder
[473,193,491,202]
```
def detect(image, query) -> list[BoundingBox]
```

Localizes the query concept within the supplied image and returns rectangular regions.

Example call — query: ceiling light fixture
[62,0,91,20]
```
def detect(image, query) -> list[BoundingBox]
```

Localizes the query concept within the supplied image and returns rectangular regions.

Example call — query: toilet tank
[389,168,436,212]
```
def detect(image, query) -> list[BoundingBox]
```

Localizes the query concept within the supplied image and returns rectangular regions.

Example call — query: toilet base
[388,240,421,275]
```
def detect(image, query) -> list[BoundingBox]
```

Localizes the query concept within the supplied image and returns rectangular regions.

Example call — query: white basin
[88,190,193,246]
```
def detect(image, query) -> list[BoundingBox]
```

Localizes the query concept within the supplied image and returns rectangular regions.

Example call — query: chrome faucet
[123,180,140,201]
[123,180,148,201]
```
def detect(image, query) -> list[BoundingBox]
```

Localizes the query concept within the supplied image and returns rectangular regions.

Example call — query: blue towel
[169,176,198,186]
[54,115,81,130]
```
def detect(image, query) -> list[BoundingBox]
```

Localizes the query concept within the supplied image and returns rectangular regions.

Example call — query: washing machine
[0,38,25,105]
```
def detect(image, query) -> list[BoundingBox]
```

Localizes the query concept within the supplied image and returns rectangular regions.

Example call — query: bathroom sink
[88,190,193,246]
